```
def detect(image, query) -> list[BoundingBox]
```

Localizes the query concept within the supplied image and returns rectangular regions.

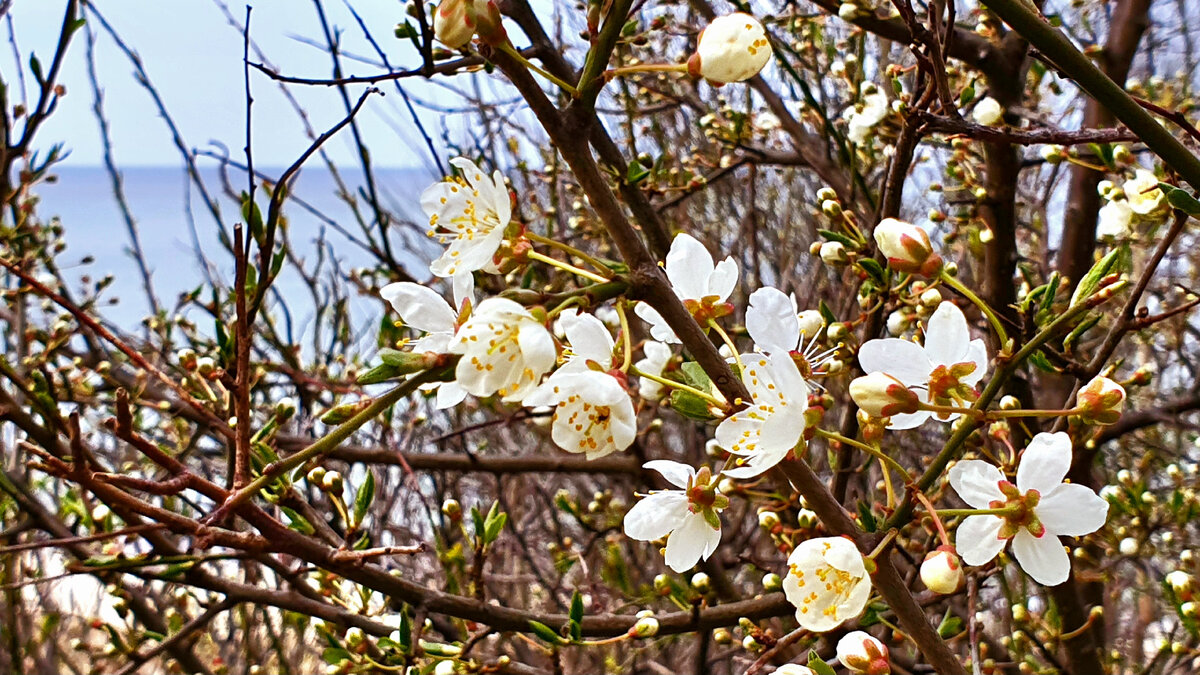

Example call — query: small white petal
[857,338,933,386]
[665,513,718,572]
[634,302,679,343]
[955,515,1007,566]
[924,302,971,366]
[706,257,740,302]
[562,311,615,368]
[434,382,468,409]
[1016,432,1073,495]
[1036,483,1109,536]
[948,460,1007,509]
[1011,529,1071,586]
[664,233,715,301]
[380,282,456,333]
[644,460,695,489]
[624,492,689,541]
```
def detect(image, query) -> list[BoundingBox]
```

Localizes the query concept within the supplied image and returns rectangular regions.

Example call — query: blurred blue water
[36,164,435,330]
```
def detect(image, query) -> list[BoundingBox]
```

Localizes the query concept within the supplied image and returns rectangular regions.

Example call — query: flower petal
[961,339,989,385]
[746,287,801,354]
[665,512,717,572]
[1011,529,1070,586]
[633,302,679,344]
[884,409,932,430]
[707,257,740,302]
[924,302,972,365]
[1016,432,1073,495]
[857,338,933,386]
[380,282,456,333]
[948,460,1007,509]
[451,271,475,311]
[955,514,1007,566]
[643,460,695,489]
[434,382,468,409]
[664,233,714,300]
[1036,483,1109,537]
[623,492,689,542]
[562,311,615,367]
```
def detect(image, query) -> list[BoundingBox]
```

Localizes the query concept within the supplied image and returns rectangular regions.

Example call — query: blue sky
[5,1,450,168]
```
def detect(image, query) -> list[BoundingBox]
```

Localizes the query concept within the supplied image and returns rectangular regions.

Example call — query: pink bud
[1077,376,1126,425]
[849,372,920,418]
[873,218,943,277]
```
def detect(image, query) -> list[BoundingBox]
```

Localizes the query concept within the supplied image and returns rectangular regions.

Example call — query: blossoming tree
[4,0,1200,674]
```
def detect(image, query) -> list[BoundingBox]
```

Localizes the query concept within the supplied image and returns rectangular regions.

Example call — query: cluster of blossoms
[373,6,1138,652]
[1097,167,1168,238]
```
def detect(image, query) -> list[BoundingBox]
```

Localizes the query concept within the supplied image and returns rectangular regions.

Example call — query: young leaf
[569,590,584,625]
[483,512,507,545]
[354,471,375,527]
[528,620,565,645]
[1069,247,1119,307]
[807,649,838,675]
[1159,182,1200,216]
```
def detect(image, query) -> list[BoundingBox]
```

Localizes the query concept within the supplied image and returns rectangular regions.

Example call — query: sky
[4,1,452,169]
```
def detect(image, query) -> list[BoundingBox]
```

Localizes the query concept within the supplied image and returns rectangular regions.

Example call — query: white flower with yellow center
[1123,168,1166,216]
[745,286,837,390]
[783,536,872,632]
[524,311,636,459]
[845,87,890,144]
[446,298,554,403]
[422,157,511,278]
[714,351,808,479]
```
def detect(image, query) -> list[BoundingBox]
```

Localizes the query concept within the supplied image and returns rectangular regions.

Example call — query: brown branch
[916,111,1139,146]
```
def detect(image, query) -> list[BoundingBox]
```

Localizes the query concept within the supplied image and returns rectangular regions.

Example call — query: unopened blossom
[634,233,738,343]
[623,460,728,572]
[745,286,837,389]
[524,311,636,459]
[782,536,872,632]
[1097,198,1133,239]
[433,0,483,48]
[1077,376,1126,425]
[422,157,511,278]
[1124,168,1166,215]
[837,631,891,674]
[873,218,943,277]
[849,372,920,419]
[447,298,555,403]
[634,341,673,400]
[857,301,988,429]
[688,13,771,84]
[845,86,890,144]
[1167,570,1193,597]
[949,432,1109,586]
[380,273,475,408]
[972,96,1004,126]
[920,547,963,594]
[715,351,809,478]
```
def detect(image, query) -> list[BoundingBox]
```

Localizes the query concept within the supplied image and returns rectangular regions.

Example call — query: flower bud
[196,357,217,377]
[307,467,327,485]
[742,635,762,652]
[1040,145,1065,164]
[1119,537,1139,555]
[820,241,848,266]
[972,96,1004,126]
[762,572,783,592]
[177,348,198,371]
[321,470,344,494]
[850,372,920,418]
[873,218,942,277]
[631,616,659,638]
[433,0,478,48]
[816,187,838,202]
[886,311,909,336]
[1167,570,1193,597]
[796,508,818,529]
[690,572,711,593]
[712,627,733,644]
[822,199,844,218]
[688,13,771,84]
[839,2,861,20]
[837,631,890,674]
[919,547,963,594]
[758,509,781,530]
[796,310,824,338]
[775,666,817,675]
[442,498,462,521]
[653,574,672,594]
[1077,376,1126,425]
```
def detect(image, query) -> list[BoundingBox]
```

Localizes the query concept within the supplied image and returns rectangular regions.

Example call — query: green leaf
[625,160,651,185]
[1028,350,1055,373]
[818,300,837,326]
[679,361,712,390]
[484,511,507,545]
[280,506,315,535]
[938,610,964,638]
[817,228,856,248]
[393,20,417,39]
[857,258,887,285]
[669,389,717,420]
[241,192,264,241]
[1159,182,1200,216]
[29,55,43,85]
[470,506,485,539]
[856,501,878,533]
[569,590,584,625]
[354,471,375,527]
[1063,313,1101,353]
[321,647,351,665]
[807,650,837,675]
[1069,247,1120,307]
[958,81,975,108]
[528,620,565,645]
[397,612,412,652]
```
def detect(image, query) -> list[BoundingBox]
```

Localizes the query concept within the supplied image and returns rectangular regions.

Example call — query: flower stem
[913,491,953,548]
[707,319,743,372]
[525,231,611,274]
[630,365,729,412]
[815,429,913,483]
[936,507,1020,517]
[940,271,1009,347]
[616,301,633,372]
[495,42,579,95]
[527,250,611,284]
[605,63,689,79]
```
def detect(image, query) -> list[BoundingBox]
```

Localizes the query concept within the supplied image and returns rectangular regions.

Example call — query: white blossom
[523,311,636,458]
[715,352,809,478]
[634,233,738,343]
[1123,168,1166,215]
[380,274,475,408]
[782,536,872,632]
[836,631,891,674]
[845,87,890,144]
[634,340,673,400]
[689,13,771,84]
[1096,198,1133,239]
[447,298,555,403]
[745,286,837,389]
[972,96,1004,126]
[422,157,511,278]
[857,301,988,429]
[623,461,727,572]
[949,432,1109,586]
